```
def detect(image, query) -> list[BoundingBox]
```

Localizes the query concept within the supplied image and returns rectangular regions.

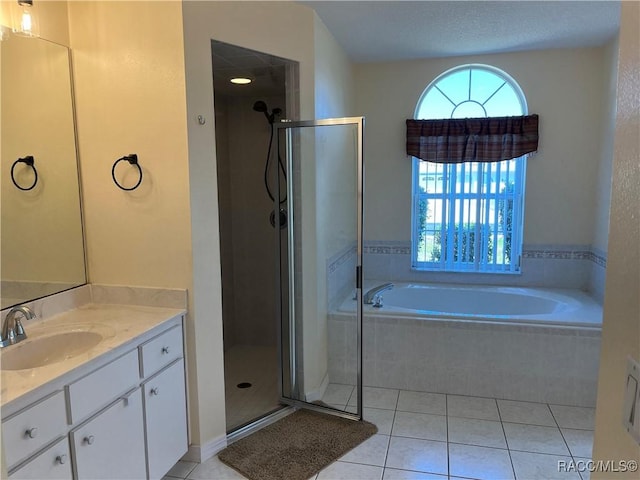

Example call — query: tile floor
[164,385,595,480]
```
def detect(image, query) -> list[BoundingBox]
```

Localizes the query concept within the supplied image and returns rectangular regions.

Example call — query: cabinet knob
[56,454,68,465]
[150,387,159,396]
[161,346,170,354]
[25,427,38,439]
[84,435,95,445]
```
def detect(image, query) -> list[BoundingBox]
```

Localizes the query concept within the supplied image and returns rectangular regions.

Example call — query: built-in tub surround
[354,283,602,327]
[363,241,608,302]
[329,283,601,407]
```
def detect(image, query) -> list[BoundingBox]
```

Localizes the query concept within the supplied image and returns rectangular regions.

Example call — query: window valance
[406,114,539,164]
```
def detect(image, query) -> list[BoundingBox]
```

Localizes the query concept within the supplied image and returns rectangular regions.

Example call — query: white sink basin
[1,329,111,371]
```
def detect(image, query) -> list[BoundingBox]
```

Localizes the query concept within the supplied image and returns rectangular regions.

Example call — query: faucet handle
[1,305,35,348]
[373,294,384,308]
[15,319,27,341]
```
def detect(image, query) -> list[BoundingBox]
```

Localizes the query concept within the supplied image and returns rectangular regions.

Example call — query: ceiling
[302,1,621,63]
[211,2,620,96]
[211,40,291,96]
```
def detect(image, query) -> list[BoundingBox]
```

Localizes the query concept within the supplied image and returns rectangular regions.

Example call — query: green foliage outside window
[498,182,515,262]
[431,225,494,263]
[417,186,430,252]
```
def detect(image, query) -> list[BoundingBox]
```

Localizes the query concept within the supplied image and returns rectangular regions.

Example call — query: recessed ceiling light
[230,77,252,85]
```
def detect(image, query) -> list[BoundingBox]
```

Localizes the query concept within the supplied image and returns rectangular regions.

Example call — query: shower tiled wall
[587,247,607,304]
[360,241,607,302]
[326,245,357,311]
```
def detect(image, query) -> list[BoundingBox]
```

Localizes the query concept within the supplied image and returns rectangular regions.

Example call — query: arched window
[412,65,527,273]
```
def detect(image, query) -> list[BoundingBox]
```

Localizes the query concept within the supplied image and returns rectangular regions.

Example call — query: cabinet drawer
[139,325,183,378]
[66,349,139,424]
[9,437,72,480]
[2,391,67,470]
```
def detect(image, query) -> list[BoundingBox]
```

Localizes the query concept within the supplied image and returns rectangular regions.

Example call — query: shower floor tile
[223,344,281,432]
[167,387,595,480]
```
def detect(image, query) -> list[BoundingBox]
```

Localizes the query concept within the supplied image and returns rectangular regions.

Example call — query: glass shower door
[275,118,364,420]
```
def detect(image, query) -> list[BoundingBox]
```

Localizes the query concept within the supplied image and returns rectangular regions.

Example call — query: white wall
[355,47,610,249]
[592,1,640,471]
[592,37,619,254]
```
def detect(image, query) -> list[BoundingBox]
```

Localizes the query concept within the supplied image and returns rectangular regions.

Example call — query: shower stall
[212,40,365,434]
[212,41,291,431]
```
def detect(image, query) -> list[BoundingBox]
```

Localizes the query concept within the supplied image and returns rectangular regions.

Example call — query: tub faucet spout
[364,283,394,305]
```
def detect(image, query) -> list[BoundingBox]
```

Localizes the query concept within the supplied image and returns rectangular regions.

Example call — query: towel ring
[112,154,142,191]
[11,156,38,191]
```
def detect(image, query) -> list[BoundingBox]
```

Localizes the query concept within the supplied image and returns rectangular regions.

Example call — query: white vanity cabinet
[143,359,188,479]
[2,391,67,470]
[70,389,146,480]
[8,437,72,480]
[140,325,188,480]
[3,315,188,480]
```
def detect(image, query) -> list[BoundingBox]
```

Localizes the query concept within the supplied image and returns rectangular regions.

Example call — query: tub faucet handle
[373,294,384,308]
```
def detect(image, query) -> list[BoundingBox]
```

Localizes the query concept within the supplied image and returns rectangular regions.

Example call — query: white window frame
[411,64,528,274]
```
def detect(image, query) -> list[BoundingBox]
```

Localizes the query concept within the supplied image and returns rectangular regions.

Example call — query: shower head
[253,100,283,124]
[253,100,268,113]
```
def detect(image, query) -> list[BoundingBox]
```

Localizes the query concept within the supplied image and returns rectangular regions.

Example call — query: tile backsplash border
[353,241,607,302]
[363,241,607,267]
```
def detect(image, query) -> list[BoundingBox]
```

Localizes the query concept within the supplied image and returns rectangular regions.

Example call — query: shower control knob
[56,455,68,465]
[161,346,170,354]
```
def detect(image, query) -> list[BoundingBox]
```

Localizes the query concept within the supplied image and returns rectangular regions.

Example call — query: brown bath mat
[218,409,378,480]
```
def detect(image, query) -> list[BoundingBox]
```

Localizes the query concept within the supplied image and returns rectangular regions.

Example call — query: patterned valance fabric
[406,114,539,163]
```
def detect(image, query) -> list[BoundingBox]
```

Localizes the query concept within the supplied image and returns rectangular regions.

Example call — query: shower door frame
[274,117,365,421]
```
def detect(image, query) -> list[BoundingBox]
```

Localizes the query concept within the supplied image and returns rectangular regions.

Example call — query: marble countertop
[0,303,185,413]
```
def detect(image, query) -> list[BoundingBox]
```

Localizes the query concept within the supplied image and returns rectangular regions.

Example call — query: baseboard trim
[304,371,330,403]
[182,434,227,463]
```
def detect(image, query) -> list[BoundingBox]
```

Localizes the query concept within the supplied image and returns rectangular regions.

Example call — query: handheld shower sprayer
[253,100,287,229]
[253,101,282,125]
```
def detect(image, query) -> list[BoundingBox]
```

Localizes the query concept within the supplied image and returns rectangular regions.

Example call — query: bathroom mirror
[1,32,86,309]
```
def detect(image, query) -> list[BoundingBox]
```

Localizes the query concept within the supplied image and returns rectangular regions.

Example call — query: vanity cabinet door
[8,437,72,480]
[143,359,188,480]
[70,388,146,480]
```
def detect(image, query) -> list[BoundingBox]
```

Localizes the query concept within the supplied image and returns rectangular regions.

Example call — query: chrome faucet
[1,305,35,348]
[364,283,394,305]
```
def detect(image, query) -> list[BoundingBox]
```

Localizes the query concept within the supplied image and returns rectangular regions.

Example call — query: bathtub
[339,283,602,327]
[329,282,602,407]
